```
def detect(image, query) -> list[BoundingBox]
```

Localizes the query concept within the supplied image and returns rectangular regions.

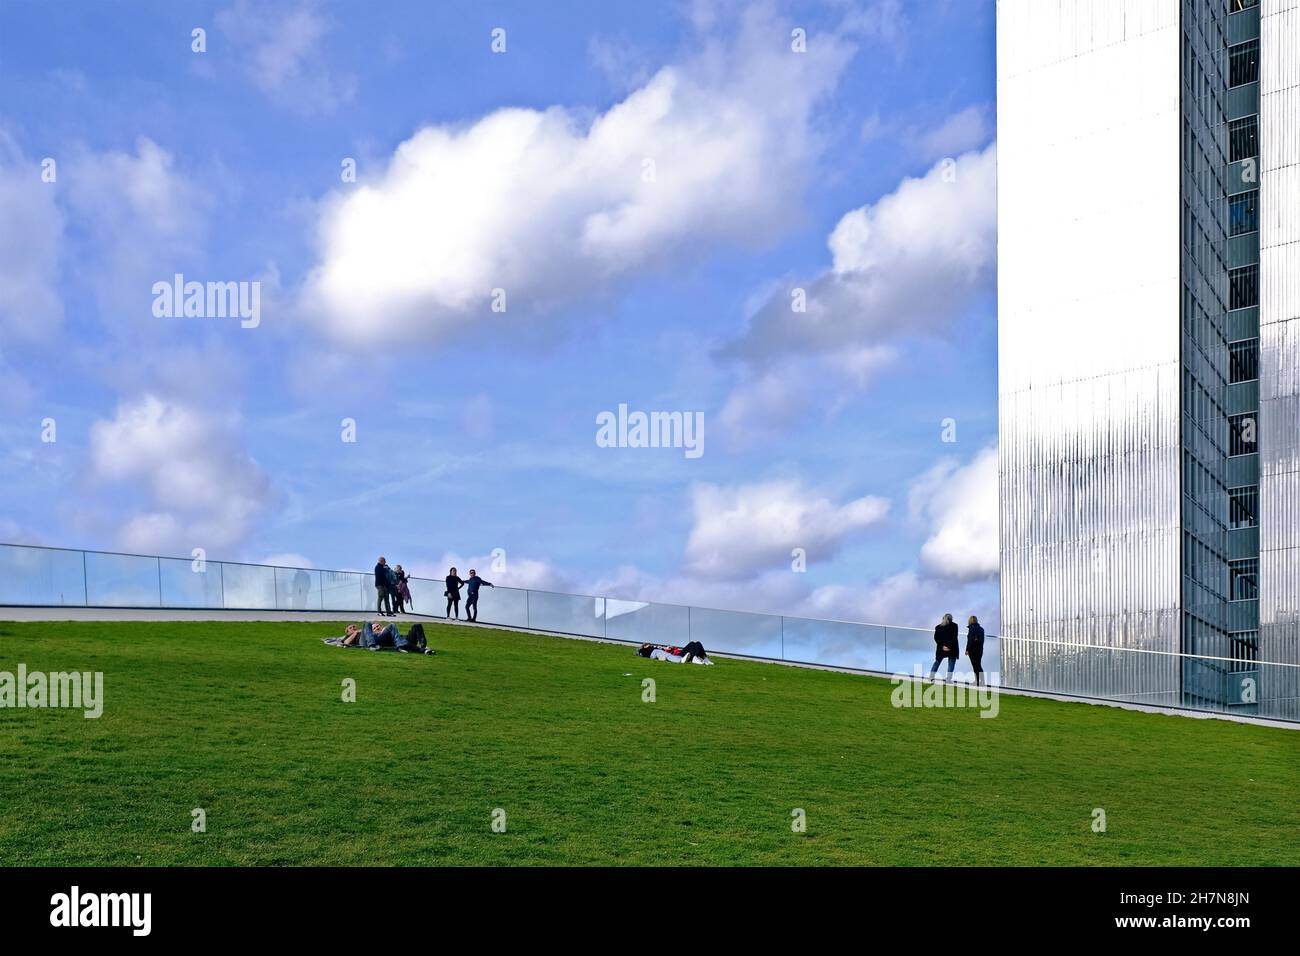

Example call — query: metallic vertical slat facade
[998,0,1184,698]
[1259,0,1300,718]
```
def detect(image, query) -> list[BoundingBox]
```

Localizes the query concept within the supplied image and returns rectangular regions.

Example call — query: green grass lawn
[0,619,1296,866]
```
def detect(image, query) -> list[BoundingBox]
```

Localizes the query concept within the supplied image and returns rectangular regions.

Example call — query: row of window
[1184,0,1259,659]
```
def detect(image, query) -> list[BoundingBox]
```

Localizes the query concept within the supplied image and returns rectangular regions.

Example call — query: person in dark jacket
[928,613,959,681]
[391,565,408,614]
[444,567,466,619]
[374,557,393,617]
[385,562,400,615]
[463,569,494,622]
[965,615,986,685]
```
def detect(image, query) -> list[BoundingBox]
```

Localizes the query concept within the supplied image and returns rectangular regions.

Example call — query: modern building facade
[998,0,1298,718]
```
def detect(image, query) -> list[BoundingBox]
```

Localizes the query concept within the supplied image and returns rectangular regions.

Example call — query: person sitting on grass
[635,641,713,664]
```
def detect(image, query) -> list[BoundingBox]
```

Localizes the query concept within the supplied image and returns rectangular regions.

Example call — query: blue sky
[0,0,1000,630]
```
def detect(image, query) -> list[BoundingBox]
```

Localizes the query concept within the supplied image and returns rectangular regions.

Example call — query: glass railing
[1,542,1296,721]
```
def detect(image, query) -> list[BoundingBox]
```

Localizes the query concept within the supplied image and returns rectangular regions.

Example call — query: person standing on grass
[463,569,494,622]
[928,612,959,681]
[374,557,393,617]
[965,615,986,686]
[444,567,466,619]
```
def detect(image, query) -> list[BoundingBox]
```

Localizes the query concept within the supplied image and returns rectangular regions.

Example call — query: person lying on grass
[336,621,434,654]
[635,641,713,664]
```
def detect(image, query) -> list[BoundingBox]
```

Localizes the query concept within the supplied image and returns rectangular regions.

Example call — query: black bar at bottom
[0,866,1278,942]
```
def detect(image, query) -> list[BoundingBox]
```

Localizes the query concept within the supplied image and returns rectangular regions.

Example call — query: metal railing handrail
[0,541,944,636]
[6,541,1300,670]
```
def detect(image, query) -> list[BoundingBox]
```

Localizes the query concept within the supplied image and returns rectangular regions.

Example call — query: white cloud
[88,395,274,554]
[684,479,889,579]
[910,445,999,581]
[0,132,64,343]
[714,143,996,432]
[914,104,993,160]
[216,0,356,114]
[718,345,896,445]
[300,5,855,347]
[66,137,207,242]
[63,137,212,320]
[723,143,996,363]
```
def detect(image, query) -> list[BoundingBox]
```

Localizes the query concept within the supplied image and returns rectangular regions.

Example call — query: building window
[1229,558,1259,601]
[1230,265,1259,310]
[1230,0,1259,11]
[1229,117,1258,163]
[1229,486,1259,529]
[1229,412,1257,456]
[1230,191,1259,236]
[1229,632,1258,669]
[1229,338,1259,382]
[1230,40,1260,88]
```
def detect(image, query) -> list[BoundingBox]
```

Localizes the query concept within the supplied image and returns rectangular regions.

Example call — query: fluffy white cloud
[723,143,996,363]
[0,132,64,343]
[300,6,855,346]
[684,479,889,579]
[216,0,356,114]
[714,143,996,438]
[910,445,999,581]
[89,395,273,553]
[63,137,212,320]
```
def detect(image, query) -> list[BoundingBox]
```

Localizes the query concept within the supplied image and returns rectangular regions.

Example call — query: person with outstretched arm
[444,567,466,619]
[463,568,494,622]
